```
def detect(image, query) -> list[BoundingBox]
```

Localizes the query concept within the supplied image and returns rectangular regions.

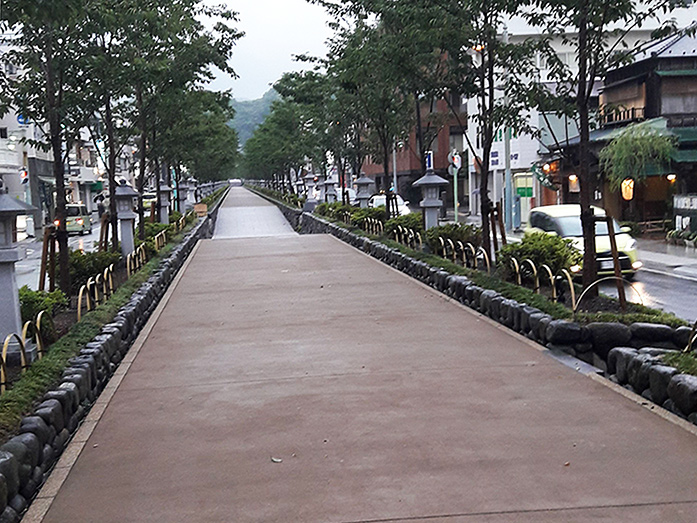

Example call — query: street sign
[449,151,462,169]
[17,115,29,125]
[425,151,434,171]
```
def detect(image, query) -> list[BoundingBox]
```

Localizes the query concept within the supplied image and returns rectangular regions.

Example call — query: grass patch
[663,352,697,376]
[0,238,181,440]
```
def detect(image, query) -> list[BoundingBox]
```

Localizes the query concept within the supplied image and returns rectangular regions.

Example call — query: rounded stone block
[668,374,697,416]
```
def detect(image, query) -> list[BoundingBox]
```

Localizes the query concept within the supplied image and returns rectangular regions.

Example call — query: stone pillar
[302,173,318,212]
[325,174,337,204]
[0,190,36,358]
[316,173,326,202]
[177,180,189,213]
[355,172,374,209]
[159,183,172,225]
[115,181,139,257]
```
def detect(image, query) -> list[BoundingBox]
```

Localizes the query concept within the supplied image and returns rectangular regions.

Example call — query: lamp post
[412,151,449,230]
[0,179,36,359]
[355,172,374,209]
[159,181,172,225]
[114,180,138,257]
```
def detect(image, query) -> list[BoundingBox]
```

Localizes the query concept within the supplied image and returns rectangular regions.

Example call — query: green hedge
[424,223,482,253]
[18,286,68,324]
[385,214,424,236]
[496,232,582,281]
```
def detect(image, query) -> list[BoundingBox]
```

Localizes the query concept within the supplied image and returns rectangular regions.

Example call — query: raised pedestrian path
[30,188,697,522]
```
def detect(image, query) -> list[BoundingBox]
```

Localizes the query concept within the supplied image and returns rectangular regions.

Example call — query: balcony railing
[598,106,645,127]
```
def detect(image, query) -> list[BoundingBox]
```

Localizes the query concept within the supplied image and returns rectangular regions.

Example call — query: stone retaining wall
[292,210,697,427]
[0,213,217,523]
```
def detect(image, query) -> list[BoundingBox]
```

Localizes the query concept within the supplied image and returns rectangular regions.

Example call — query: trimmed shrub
[18,286,68,323]
[425,223,482,253]
[350,207,385,229]
[385,213,424,236]
[61,250,122,295]
[496,232,582,281]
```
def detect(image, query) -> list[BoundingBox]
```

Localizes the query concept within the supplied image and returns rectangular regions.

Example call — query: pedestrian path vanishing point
[213,187,297,239]
[34,188,697,522]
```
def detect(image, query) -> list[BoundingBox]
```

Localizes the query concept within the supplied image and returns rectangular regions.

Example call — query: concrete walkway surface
[213,187,297,239]
[32,189,697,522]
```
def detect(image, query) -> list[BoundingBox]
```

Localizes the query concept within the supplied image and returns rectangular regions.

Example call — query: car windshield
[555,215,621,237]
[66,207,81,217]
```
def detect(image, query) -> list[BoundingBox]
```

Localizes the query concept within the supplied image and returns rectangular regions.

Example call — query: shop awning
[656,69,697,77]
[671,149,697,163]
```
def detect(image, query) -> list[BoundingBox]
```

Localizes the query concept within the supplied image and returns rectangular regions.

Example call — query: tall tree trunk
[136,84,147,241]
[577,2,598,293]
[44,35,70,294]
[383,138,392,221]
[174,164,181,213]
[414,91,425,176]
[105,93,119,252]
[478,40,494,258]
[153,128,161,222]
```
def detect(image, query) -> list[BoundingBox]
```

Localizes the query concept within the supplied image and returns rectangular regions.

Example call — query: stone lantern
[159,181,172,225]
[355,172,374,209]
[177,179,190,213]
[302,172,318,212]
[315,172,326,202]
[0,184,36,359]
[295,177,305,198]
[325,173,338,204]
[412,152,449,230]
[115,180,138,256]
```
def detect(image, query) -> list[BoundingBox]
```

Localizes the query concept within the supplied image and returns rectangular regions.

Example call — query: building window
[0,128,7,139]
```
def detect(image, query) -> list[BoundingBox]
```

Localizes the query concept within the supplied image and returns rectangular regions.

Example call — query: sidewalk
[32,188,697,522]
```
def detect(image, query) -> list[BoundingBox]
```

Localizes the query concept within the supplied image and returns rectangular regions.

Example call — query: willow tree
[599,121,677,189]
[599,121,676,219]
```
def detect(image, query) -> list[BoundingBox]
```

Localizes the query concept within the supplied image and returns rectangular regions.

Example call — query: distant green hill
[230,88,280,147]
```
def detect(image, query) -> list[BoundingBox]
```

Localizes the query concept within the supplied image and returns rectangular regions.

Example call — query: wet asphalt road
[597,265,697,323]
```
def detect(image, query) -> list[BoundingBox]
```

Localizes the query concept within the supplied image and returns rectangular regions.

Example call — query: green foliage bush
[61,250,122,295]
[425,223,482,253]
[496,232,582,281]
[144,222,169,239]
[620,221,641,237]
[385,213,424,236]
[170,210,183,223]
[18,286,68,323]
[349,207,384,228]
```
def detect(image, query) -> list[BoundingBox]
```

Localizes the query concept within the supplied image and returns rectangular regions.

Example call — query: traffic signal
[20,169,29,185]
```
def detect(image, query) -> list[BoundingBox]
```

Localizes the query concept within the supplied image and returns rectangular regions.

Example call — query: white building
[463,5,697,226]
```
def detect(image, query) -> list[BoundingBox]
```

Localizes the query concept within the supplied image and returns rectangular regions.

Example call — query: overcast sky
[207,0,334,100]
[208,1,697,101]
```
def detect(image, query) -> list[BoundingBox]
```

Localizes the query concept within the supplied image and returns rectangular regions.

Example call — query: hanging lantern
[621,178,635,201]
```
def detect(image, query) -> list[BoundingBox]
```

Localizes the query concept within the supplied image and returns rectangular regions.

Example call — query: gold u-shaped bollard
[521,259,539,293]
[540,264,556,301]
[510,256,521,285]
